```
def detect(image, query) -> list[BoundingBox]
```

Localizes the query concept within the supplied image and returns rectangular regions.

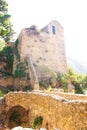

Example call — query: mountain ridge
[67,57,87,74]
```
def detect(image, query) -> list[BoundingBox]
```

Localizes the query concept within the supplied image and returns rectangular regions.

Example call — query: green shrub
[57,73,67,91]
[0,46,14,76]
[23,86,33,91]
[39,80,49,89]
[13,62,26,78]
[74,84,84,94]
[0,89,10,97]
[0,90,4,97]
[33,116,43,129]
[2,89,10,94]
[14,69,26,78]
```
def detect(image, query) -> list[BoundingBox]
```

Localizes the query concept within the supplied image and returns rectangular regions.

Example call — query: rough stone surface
[14,21,68,88]
[0,92,87,130]
[0,77,14,88]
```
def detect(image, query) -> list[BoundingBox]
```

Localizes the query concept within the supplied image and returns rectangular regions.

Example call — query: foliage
[57,73,67,91]
[82,74,87,90]
[0,38,6,51]
[66,68,84,94]
[0,90,5,97]
[74,84,84,94]
[39,67,86,94]
[0,0,14,77]
[0,0,14,42]
[2,46,14,69]
[0,0,8,12]
[0,89,10,97]
[32,116,43,129]
[0,46,14,76]
[39,80,50,90]
[49,77,58,88]
[23,86,33,91]
[66,68,76,82]
[62,68,85,94]
[13,62,26,78]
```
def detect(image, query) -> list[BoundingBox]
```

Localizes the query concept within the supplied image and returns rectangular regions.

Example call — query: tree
[0,0,14,77]
[66,68,84,94]
[0,0,8,12]
[0,0,14,42]
[56,68,84,94]
[57,73,67,91]
[82,74,87,90]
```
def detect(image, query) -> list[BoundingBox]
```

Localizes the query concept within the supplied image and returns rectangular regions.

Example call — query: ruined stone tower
[16,20,68,88]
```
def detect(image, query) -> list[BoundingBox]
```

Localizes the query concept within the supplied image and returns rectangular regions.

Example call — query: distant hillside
[67,57,87,74]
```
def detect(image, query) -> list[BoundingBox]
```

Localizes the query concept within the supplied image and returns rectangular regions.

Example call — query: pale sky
[7,0,87,65]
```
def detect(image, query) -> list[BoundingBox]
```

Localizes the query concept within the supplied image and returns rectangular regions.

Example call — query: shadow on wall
[7,105,29,129]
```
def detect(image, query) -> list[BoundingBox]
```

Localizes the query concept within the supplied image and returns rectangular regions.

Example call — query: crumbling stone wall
[0,92,87,130]
[16,21,68,84]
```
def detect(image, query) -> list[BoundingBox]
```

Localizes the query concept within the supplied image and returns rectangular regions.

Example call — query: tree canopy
[0,0,14,43]
[0,0,14,77]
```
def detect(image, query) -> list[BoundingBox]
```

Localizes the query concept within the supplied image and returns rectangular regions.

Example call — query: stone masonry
[0,92,87,130]
[15,21,68,88]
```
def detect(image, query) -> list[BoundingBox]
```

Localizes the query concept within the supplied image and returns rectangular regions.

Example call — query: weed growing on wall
[32,116,43,129]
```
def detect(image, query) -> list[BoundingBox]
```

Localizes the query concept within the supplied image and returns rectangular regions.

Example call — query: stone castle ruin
[0,21,87,130]
[14,21,68,89]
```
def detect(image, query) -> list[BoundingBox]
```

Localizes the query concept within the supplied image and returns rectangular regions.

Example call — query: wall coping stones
[4,91,87,103]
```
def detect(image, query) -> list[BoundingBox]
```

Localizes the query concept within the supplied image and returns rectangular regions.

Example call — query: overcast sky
[7,0,87,64]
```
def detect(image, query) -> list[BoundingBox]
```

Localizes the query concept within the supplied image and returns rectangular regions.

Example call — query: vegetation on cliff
[0,0,14,77]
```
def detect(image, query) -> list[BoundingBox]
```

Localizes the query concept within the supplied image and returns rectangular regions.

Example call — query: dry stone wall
[0,92,87,130]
